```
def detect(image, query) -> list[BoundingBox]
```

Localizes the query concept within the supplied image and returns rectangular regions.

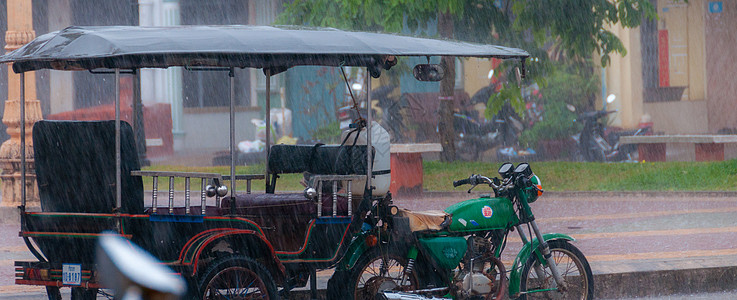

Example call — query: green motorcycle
[328,162,594,300]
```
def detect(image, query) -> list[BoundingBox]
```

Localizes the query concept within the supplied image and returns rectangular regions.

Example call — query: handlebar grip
[453,178,471,187]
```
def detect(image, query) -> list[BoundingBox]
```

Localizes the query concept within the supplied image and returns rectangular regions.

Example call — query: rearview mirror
[413,64,444,81]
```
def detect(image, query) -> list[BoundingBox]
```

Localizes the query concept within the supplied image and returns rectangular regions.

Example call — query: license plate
[62,264,82,286]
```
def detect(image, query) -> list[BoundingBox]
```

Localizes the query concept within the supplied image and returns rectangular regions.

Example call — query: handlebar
[452,178,471,187]
[453,173,524,194]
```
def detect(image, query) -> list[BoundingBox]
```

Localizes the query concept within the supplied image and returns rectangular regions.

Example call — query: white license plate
[62,264,82,286]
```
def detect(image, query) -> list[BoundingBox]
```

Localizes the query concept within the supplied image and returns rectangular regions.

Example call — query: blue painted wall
[285,66,343,141]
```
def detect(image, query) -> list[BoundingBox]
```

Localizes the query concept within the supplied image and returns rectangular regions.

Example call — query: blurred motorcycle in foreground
[96,233,186,300]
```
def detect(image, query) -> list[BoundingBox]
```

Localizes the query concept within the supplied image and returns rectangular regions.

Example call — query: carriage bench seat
[221,193,349,217]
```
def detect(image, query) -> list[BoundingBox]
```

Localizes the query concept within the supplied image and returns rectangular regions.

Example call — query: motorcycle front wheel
[518,240,594,300]
[333,248,419,300]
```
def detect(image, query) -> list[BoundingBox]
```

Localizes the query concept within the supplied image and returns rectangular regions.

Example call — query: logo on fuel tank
[481,205,493,218]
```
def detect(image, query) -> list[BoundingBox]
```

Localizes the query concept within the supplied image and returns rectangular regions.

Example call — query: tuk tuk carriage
[0,25,528,299]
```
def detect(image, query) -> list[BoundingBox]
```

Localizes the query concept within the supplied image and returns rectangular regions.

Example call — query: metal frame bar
[365,69,373,194]
[229,68,236,198]
[20,73,26,208]
[115,69,121,210]
[265,69,271,192]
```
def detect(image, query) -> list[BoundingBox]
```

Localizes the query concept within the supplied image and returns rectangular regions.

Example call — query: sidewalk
[2,192,737,299]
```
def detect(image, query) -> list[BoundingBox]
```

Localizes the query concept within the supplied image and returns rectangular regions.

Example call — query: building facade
[606,0,737,134]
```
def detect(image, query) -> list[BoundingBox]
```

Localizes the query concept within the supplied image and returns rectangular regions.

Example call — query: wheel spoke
[523,245,591,300]
[206,266,269,300]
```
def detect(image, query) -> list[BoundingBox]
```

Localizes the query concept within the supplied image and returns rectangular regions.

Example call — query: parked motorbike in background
[452,112,499,161]
[572,94,651,162]
[454,84,526,161]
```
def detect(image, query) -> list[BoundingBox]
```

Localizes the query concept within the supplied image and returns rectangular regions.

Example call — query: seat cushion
[397,208,448,232]
[221,193,350,216]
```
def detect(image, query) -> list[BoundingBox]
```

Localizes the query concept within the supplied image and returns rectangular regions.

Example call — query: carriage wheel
[197,255,278,300]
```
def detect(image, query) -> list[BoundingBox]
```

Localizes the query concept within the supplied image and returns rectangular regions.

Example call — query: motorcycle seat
[396,208,448,232]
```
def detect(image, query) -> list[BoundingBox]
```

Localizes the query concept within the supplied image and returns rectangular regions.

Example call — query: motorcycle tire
[517,240,594,300]
[333,248,419,300]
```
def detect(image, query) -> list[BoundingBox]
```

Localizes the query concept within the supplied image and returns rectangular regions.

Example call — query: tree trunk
[438,10,456,162]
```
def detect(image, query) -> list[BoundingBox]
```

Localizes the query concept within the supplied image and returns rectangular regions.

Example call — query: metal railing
[131,171,264,215]
[310,175,366,217]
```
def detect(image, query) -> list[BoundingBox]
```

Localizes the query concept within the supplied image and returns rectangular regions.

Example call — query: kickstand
[310,267,318,300]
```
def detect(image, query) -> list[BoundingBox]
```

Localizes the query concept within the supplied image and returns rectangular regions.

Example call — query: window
[641,0,705,102]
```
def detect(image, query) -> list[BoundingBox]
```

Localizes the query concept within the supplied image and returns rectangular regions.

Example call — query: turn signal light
[365,235,378,247]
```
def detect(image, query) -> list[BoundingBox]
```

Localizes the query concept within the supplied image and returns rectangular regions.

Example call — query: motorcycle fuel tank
[444,196,517,232]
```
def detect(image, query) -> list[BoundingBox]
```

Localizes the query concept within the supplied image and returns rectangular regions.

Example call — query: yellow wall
[605,23,643,129]
[463,58,494,96]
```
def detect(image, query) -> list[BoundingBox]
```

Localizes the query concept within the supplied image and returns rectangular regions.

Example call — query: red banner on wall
[658,30,670,87]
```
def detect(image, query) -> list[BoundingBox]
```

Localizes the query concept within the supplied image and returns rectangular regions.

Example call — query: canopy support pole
[115,69,121,211]
[229,68,236,200]
[20,72,25,208]
[265,69,271,192]
[365,69,372,196]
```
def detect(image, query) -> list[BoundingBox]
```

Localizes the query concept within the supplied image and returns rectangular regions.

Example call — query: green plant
[519,101,580,149]
[518,62,598,148]
[310,121,341,143]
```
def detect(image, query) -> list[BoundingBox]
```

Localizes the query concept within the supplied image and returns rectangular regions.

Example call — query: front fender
[508,233,575,298]
[335,231,370,271]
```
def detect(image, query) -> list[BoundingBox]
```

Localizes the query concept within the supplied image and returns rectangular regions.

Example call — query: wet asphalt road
[2,192,736,299]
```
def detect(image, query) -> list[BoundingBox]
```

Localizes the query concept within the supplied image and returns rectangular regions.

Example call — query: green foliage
[518,101,580,149]
[542,61,600,110]
[310,121,341,144]
[518,61,598,148]
[512,0,656,66]
[146,158,737,193]
[280,0,655,66]
[485,83,523,120]
[423,160,737,192]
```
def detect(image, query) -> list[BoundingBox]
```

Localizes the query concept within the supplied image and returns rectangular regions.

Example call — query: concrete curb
[286,265,737,299]
[595,265,737,299]
[420,190,737,198]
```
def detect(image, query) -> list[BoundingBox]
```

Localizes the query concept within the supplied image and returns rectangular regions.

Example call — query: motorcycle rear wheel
[334,248,419,300]
[518,240,593,300]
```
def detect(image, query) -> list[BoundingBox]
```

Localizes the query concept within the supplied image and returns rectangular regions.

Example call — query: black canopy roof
[0,25,529,73]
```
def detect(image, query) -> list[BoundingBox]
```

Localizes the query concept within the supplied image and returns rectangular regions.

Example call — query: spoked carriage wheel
[197,255,278,300]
